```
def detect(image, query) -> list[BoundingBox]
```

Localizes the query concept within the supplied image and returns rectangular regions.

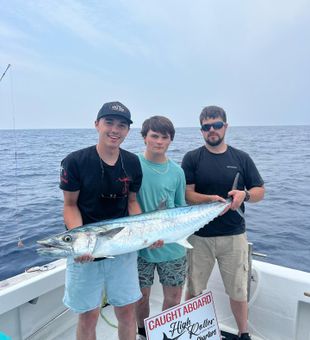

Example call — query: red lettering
[148,320,154,331]
[149,306,183,331]
[155,318,161,328]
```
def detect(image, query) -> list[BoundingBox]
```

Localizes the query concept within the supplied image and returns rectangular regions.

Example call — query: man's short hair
[141,116,175,141]
[199,106,227,125]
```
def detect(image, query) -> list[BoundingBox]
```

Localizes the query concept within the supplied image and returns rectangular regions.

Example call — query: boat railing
[247,242,267,303]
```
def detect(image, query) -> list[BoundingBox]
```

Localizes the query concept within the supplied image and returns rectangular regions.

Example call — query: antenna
[0,64,11,82]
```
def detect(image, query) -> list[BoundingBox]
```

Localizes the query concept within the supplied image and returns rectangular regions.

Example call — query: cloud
[1,0,309,128]
[0,21,28,40]
[12,0,149,57]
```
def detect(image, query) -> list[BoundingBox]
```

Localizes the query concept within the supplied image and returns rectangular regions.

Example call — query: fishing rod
[0,63,11,82]
[0,64,23,247]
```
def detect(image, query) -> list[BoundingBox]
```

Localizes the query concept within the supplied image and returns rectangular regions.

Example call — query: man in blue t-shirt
[182,106,265,340]
[135,116,186,340]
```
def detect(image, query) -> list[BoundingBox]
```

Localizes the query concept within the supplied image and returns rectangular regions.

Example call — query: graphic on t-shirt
[60,165,68,184]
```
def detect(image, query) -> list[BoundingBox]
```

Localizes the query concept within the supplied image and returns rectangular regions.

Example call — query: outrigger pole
[0,64,11,82]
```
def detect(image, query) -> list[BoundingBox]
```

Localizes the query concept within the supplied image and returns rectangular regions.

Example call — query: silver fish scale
[92,201,230,257]
[37,200,232,258]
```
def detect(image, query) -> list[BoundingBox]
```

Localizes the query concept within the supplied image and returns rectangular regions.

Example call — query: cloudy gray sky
[1,0,309,129]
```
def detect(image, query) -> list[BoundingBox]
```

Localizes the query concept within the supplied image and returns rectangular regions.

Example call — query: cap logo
[111,104,125,112]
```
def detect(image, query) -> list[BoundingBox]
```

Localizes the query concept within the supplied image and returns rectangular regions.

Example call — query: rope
[99,293,118,329]
[25,263,56,273]
[99,293,142,337]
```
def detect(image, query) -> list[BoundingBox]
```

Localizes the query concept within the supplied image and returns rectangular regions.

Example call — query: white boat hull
[0,259,309,340]
[209,260,310,340]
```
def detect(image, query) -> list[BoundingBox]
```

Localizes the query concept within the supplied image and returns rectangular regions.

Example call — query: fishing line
[1,64,23,247]
[10,66,22,247]
[10,66,21,242]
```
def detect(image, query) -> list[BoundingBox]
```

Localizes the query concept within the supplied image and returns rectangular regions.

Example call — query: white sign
[145,291,221,340]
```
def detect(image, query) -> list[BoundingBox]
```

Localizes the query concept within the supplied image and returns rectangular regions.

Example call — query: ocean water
[0,126,309,281]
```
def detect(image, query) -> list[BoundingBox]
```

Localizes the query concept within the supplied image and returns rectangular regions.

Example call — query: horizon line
[0,123,309,131]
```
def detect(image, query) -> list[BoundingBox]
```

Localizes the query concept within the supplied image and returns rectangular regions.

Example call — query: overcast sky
[1,0,310,129]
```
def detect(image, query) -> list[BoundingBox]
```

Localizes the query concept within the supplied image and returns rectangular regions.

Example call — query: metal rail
[25,308,70,340]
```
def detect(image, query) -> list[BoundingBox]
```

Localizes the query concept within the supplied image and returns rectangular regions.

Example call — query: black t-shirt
[60,146,142,225]
[181,145,264,237]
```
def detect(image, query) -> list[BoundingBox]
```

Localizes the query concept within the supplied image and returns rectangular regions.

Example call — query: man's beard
[205,135,224,147]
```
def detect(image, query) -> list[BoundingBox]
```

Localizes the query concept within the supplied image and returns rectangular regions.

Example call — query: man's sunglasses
[201,121,225,132]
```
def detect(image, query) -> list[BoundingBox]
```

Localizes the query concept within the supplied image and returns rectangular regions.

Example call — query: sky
[1,0,310,129]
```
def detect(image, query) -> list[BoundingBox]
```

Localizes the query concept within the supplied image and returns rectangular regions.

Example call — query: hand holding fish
[209,195,226,203]
[228,190,246,210]
[74,254,94,263]
[149,240,164,249]
[208,195,230,216]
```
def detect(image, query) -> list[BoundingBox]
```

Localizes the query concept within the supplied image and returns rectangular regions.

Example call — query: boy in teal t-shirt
[136,116,187,340]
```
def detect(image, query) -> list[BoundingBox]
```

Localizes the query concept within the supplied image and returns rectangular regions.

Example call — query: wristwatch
[244,190,250,202]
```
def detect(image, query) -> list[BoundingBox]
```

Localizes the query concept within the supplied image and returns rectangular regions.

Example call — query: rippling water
[0,126,309,280]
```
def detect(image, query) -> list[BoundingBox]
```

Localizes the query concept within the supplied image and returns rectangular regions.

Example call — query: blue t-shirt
[137,154,186,262]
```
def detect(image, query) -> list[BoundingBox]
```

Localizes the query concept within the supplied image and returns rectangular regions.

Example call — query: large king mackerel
[37,199,234,258]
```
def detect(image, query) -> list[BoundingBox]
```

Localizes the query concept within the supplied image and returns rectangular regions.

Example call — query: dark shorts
[138,256,187,289]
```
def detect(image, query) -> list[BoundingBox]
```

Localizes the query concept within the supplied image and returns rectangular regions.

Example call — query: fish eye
[62,235,72,243]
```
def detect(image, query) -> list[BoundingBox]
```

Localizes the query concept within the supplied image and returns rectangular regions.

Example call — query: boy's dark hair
[199,106,227,125]
[141,116,175,141]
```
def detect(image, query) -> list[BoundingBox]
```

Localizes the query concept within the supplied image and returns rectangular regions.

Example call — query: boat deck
[26,302,246,340]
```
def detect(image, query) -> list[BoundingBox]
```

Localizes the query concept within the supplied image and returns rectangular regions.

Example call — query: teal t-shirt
[137,154,187,262]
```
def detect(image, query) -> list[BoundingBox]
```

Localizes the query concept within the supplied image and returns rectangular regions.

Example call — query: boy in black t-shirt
[59,101,142,340]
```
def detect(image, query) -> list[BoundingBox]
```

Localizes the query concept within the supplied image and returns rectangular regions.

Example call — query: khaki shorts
[187,233,249,302]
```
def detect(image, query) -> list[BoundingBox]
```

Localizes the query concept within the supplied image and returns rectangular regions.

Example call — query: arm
[185,184,226,204]
[63,190,93,262]
[63,190,83,230]
[228,186,265,211]
[246,186,265,203]
[128,191,142,215]
[228,152,265,210]
[174,171,187,207]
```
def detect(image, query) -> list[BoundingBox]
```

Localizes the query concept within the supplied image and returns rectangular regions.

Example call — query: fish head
[37,229,97,257]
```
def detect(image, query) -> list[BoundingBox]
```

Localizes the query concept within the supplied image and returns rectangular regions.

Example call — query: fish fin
[229,172,246,219]
[97,227,124,238]
[162,332,169,340]
[231,172,240,190]
[176,238,193,249]
[162,332,170,340]
[237,207,245,219]
[95,255,114,259]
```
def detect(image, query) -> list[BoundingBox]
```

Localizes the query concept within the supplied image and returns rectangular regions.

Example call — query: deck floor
[34,301,258,340]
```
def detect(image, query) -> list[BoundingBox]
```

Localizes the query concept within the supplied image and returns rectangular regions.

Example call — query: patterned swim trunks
[138,256,187,288]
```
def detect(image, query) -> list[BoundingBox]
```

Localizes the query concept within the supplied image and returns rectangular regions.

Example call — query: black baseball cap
[96,101,133,124]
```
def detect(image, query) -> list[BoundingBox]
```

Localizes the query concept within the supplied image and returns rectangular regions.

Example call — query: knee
[164,291,182,306]
[79,309,99,330]
[115,305,136,326]
[136,288,150,306]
